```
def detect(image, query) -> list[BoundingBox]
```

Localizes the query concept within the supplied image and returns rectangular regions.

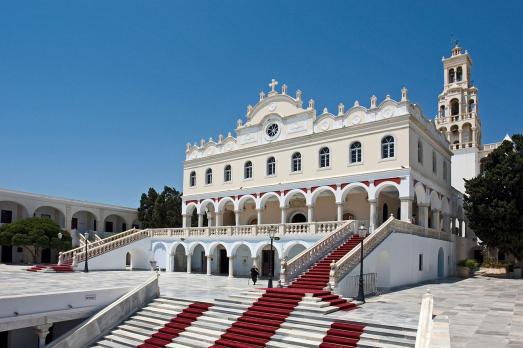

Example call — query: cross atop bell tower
[435,44,482,151]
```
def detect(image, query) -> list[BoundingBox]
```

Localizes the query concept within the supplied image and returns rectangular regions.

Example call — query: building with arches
[0,187,139,264]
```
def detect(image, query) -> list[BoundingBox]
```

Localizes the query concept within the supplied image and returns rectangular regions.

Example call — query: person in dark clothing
[250,266,259,285]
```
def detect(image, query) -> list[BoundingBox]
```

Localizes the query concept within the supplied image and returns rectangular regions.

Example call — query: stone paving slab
[328,277,523,348]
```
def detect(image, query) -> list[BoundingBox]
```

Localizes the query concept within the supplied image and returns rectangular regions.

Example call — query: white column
[459,129,463,145]
[281,207,287,224]
[442,214,450,233]
[186,254,192,273]
[198,213,204,227]
[400,198,413,222]
[369,199,377,232]
[432,210,440,230]
[257,209,263,225]
[451,218,456,234]
[207,212,214,227]
[419,204,429,228]
[34,323,52,348]
[228,256,234,278]
[216,212,223,226]
[336,203,343,221]
[235,210,240,226]
[252,256,259,268]
[307,205,313,222]
[182,214,187,228]
[206,255,212,275]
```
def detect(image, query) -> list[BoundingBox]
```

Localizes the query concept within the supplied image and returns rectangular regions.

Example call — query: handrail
[280,220,355,286]
[415,290,434,348]
[59,228,140,264]
[329,218,453,289]
[45,273,160,348]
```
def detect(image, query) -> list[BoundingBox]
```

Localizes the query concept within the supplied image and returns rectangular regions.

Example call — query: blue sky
[0,1,522,207]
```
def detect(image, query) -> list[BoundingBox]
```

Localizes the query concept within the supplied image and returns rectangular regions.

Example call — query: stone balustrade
[60,221,345,267]
[328,217,454,289]
[280,220,356,286]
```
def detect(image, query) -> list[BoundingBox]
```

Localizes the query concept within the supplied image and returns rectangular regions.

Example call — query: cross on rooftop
[269,79,278,93]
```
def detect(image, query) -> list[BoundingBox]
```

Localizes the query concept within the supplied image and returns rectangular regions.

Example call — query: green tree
[0,217,71,263]
[464,134,523,262]
[138,186,183,228]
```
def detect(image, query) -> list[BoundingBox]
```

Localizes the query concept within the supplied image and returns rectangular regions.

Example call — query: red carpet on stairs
[287,234,361,310]
[137,301,213,348]
[211,288,303,348]
[26,259,74,272]
[319,321,365,348]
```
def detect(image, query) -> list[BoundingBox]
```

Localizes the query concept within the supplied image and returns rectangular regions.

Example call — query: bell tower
[435,43,482,150]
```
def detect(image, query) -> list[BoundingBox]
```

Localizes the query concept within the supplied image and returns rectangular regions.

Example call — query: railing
[415,290,434,348]
[345,273,377,297]
[59,227,141,264]
[280,220,355,286]
[329,218,453,289]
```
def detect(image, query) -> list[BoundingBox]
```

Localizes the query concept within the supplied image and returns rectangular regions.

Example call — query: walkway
[330,276,523,348]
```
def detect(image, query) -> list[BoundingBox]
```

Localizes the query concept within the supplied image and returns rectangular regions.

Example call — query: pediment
[246,95,305,127]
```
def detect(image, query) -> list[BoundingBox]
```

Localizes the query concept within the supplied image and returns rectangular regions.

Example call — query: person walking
[250,265,259,285]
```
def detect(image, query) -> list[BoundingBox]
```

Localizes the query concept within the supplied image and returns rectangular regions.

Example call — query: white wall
[336,233,455,297]
[451,148,479,193]
[76,239,151,271]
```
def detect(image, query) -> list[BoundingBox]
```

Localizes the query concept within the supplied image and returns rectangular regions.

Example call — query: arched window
[456,67,463,81]
[291,152,302,172]
[468,99,475,113]
[448,68,455,83]
[189,171,196,187]
[450,99,459,116]
[350,142,362,163]
[432,151,437,174]
[417,140,423,164]
[205,168,213,185]
[439,105,445,117]
[244,161,253,179]
[266,157,276,176]
[224,165,232,182]
[319,147,330,168]
[381,136,395,159]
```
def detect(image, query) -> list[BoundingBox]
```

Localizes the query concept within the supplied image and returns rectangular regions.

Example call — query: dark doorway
[382,203,389,223]
[1,245,12,263]
[473,249,484,264]
[105,221,113,233]
[0,331,8,348]
[71,218,78,229]
[1,210,12,224]
[122,223,127,231]
[219,249,228,274]
[41,248,51,263]
[201,251,206,274]
[262,250,275,277]
[291,213,307,223]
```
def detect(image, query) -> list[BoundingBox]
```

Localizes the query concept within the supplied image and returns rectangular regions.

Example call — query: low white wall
[335,233,455,296]
[76,239,152,271]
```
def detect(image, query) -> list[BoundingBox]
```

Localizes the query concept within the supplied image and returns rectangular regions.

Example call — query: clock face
[266,123,279,138]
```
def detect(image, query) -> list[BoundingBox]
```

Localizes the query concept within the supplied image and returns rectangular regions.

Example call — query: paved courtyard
[1,265,522,347]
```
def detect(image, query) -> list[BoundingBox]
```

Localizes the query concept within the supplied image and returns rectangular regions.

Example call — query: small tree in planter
[457,259,479,277]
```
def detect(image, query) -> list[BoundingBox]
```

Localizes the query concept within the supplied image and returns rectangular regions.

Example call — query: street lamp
[356,224,367,303]
[268,227,280,288]
[84,232,89,273]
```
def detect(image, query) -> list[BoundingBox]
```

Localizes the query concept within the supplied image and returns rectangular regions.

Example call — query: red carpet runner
[138,301,213,348]
[26,259,74,272]
[211,288,303,348]
[319,321,365,348]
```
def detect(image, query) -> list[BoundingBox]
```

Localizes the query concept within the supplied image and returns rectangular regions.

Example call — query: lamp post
[84,232,89,273]
[268,227,280,288]
[356,224,367,303]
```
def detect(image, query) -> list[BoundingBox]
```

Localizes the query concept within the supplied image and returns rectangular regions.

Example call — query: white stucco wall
[451,148,479,193]
[335,233,455,297]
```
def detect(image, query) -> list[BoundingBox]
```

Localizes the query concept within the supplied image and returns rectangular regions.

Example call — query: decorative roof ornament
[227,132,232,138]
[370,95,377,109]
[401,87,408,102]
[354,100,360,107]
[186,143,191,151]
[308,99,315,110]
[237,118,243,128]
[208,137,214,143]
[296,89,303,108]
[338,103,345,115]
[322,107,328,114]
[385,95,391,100]
[259,91,266,101]
[200,139,205,147]
[281,83,288,95]
[268,79,278,96]
[218,134,224,143]
[246,104,253,118]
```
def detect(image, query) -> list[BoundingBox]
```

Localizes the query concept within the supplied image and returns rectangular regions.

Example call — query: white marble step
[357,338,415,348]
[275,326,330,342]
[180,326,223,344]
[190,316,232,332]
[142,305,182,317]
[138,309,172,321]
[359,332,416,347]
[103,334,142,347]
[268,334,323,348]
[280,320,331,334]
[124,319,162,331]
[118,323,156,337]
[149,301,188,310]
[363,325,417,340]
[132,314,170,326]
[94,339,131,348]
[166,334,215,348]
[110,328,149,343]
